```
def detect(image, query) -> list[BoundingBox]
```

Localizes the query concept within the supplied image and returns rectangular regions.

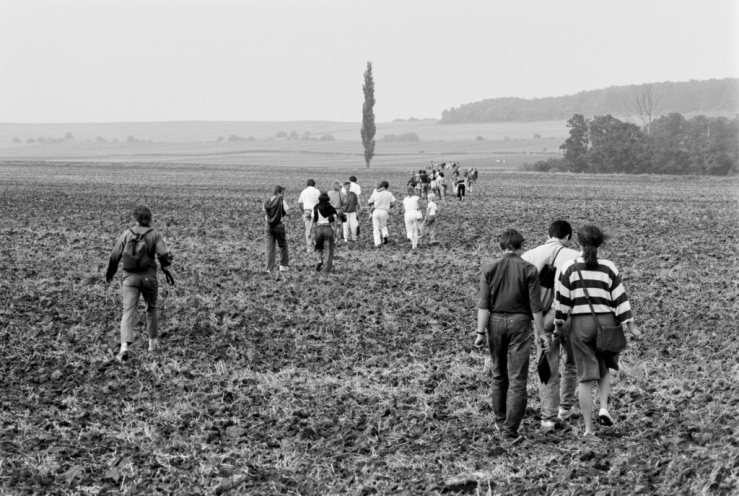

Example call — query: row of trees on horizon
[525,113,739,176]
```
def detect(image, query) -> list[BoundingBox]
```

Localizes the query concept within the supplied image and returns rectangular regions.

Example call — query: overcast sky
[1,0,737,123]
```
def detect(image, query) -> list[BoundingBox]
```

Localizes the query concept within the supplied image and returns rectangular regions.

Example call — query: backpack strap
[550,245,564,267]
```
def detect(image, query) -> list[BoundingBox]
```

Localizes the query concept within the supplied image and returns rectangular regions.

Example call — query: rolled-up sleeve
[477,269,491,310]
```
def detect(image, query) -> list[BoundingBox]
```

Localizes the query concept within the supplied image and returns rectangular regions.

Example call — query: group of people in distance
[408,162,479,202]
[106,180,643,446]
[473,220,642,444]
[263,175,443,273]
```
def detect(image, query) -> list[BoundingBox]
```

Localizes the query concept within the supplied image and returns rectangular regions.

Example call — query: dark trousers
[314,225,335,271]
[265,223,289,271]
[457,184,466,200]
[488,313,532,438]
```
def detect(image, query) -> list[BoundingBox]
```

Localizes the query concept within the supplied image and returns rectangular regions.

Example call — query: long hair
[577,224,607,269]
[331,180,341,191]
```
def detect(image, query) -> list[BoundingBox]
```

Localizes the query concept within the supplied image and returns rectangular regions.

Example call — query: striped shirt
[555,257,634,324]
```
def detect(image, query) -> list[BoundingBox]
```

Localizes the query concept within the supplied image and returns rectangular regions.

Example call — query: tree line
[526,113,739,175]
[440,78,738,124]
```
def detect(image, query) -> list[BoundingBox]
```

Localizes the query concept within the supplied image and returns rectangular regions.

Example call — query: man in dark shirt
[475,228,548,443]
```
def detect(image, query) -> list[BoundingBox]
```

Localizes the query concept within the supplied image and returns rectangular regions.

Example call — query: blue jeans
[314,225,335,271]
[488,312,532,438]
[121,272,158,343]
[538,306,578,420]
[265,223,289,271]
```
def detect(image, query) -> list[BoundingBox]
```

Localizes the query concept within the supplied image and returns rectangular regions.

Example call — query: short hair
[548,220,572,240]
[307,179,316,187]
[499,228,524,251]
[407,186,415,195]
[349,176,357,182]
[273,185,285,196]
[381,180,389,189]
[331,180,341,191]
[427,193,435,200]
[132,205,152,226]
[344,181,351,187]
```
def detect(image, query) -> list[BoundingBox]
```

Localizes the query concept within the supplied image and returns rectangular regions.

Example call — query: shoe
[598,409,614,426]
[383,236,388,244]
[558,407,572,420]
[541,420,556,432]
[149,340,159,352]
[279,265,289,272]
[116,350,129,362]
[582,432,601,443]
[316,262,323,272]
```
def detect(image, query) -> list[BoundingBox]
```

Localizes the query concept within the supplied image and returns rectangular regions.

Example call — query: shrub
[476,135,484,141]
[320,134,335,141]
[12,137,20,144]
[533,133,541,139]
[289,131,299,140]
[522,157,565,172]
[276,131,287,138]
[126,136,136,143]
[65,132,74,141]
[26,138,35,143]
[96,136,107,143]
[216,136,224,142]
[380,132,420,142]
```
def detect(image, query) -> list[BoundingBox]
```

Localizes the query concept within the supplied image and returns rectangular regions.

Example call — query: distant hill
[439,78,739,124]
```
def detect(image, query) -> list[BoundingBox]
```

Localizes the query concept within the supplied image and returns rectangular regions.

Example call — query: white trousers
[343,212,358,240]
[404,211,419,248]
[372,209,389,246]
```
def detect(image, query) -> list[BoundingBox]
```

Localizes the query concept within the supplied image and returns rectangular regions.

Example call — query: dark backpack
[122,228,155,272]
[265,198,284,227]
[539,246,564,289]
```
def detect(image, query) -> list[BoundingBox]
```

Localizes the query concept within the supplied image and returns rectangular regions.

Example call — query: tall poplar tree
[361,61,376,168]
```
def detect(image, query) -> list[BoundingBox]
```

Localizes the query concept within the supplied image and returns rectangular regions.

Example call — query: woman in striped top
[554,225,642,440]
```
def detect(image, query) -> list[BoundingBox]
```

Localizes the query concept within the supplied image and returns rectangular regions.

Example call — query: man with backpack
[106,205,174,362]
[264,185,290,273]
[521,220,580,430]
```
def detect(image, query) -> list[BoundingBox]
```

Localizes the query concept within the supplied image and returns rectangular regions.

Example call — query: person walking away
[298,179,321,253]
[554,224,642,441]
[328,180,347,242]
[430,171,438,198]
[342,181,361,242]
[475,228,548,444]
[263,185,290,273]
[419,169,430,200]
[402,186,421,251]
[437,172,446,202]
[106,205,174,362]
[367,181,396,247]
[521,220,580,430]
[312,193,338,272]
[420,192,439,244]
[456,174,466,201]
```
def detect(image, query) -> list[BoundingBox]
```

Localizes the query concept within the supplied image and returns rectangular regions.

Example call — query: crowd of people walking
[105,165,643,446]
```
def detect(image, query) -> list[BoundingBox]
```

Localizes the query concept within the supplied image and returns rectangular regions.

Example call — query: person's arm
[105,232,127,283]
[553,266,572,328]
[474,267,492,346]
[609,267,642,338]
[474,308,490,348]
[282,199,290,217]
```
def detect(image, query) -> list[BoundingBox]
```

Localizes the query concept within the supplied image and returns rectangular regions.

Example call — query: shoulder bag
[574,262,627,355]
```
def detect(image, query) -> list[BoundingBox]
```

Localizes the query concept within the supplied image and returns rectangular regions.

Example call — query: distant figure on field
[312,193,338,272]
[554,224,643,441]
[298,179,321,253]
[106,205,174,362]
[420,192,439,243]
[263,185,290,273]
[367,180,397,247]
[342,181,362,242]
[402,186,421,251]
[476,228,547,444]
[328,180,347,242]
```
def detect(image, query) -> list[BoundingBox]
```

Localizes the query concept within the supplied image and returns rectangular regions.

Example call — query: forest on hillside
[440,79,739,124]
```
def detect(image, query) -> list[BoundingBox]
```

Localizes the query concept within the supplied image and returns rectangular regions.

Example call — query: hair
[407,186,415,196]
[273,185,285,196]
[427,193,435,200]
[318,192,330,204]
[132,205,152,226]
[344,181,351,187]
[381,180,389,189]
[331,180,341,191]
[548,220,573,240]
[577,224,608,269]
[499,228,524,251]
[439,172,444,177]
[349,176,357,182]
[307,179,316,187]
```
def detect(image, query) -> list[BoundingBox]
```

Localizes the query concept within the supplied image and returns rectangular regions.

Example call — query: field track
[1,161,737,494]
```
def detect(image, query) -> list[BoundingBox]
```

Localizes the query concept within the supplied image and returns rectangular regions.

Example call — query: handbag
[537,350,551,385]
[574,263,627,355]
[539,246,564,289]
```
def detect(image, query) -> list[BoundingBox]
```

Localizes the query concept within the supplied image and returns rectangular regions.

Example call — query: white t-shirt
[349,182,361,196]
[403,196,420,212]
[298,186,321,211]
[368,190,396,211]
[426,201,437,216]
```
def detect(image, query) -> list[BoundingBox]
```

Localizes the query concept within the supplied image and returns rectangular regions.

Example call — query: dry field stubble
[0,162,737,495]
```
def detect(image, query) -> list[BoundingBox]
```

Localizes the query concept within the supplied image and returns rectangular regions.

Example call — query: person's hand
[474,333,486,349]
[629,324,643,340]
[538,334,551,350]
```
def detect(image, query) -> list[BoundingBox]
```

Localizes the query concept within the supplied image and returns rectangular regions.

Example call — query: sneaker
[598,409,614,426]
[148,340,159,352]
[383,236,388,245]
[541,420,556,432]
[279,265,289,272]
[558,407,572,420]
[316,262,323,272]
[582,432,601,443]
[116,350,129,362]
